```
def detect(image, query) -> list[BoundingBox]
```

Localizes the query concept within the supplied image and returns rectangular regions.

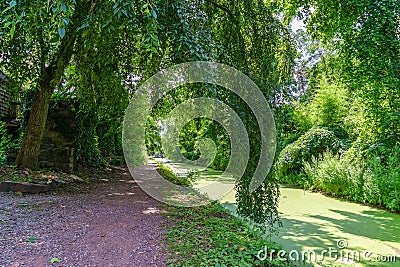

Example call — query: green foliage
[178,118,210,161]
[276,127,344,184]
[164,202,290,267]
[293,75,348,132]
[302,145,400,212]
[342,97,369,142]
[75,109,105,167]
[303,151,366,198]
[155,161,191,187]
[25,237,37,243]
[283,0,400,148]
[1,0,296,225]
[50,257,61,264]
[0,121,12,166]
[292,102,313,132]
[175,118,230,171]
[368,145,400,211]
[274,0,399,212]
[19,88,35,131]
[145,117,162,155]
[203,0,296,224]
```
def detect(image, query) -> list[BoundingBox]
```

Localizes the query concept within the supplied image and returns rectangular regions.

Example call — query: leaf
[82,29,89,37]
[60,1,67,13]
[10,21,15,39]
[9,0,17,8]
[142,3,149,10]
[1,6,11,15]
[49,36,59,43]
[58,27,65,38]
[25,237,37,243]
[50,258,61,264]
[62,17,69,26]
[150,46,158,54]
[151,9,157,19]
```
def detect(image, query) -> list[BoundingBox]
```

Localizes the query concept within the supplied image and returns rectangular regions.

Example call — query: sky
[291,18,306,32]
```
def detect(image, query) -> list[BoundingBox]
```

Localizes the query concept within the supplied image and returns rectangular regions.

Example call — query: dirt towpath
[0,167,167,267]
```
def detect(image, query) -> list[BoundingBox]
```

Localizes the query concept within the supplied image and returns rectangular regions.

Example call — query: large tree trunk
[15,71,54,169]
[15,0,90,169]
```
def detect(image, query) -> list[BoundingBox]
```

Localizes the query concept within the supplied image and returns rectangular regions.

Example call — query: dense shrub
[303,145,400,212]
[0,121,11,165]
[155,161,191,187]
[303,151,366,199]
[293,76,348,132]
[368,145,400,211]
[275,127,345,184]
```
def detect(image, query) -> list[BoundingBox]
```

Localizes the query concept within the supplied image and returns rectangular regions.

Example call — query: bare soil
[0,167,167,267]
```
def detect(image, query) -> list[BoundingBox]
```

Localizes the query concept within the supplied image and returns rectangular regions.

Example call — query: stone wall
[0,70,19,122]
[37,101,77,172]
[0,70,10,119]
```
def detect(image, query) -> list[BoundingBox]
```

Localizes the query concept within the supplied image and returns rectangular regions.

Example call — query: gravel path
[0,168,167,267]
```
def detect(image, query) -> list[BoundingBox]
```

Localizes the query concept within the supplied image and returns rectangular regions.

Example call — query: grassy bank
[153,160,289,266]
[162,202,290,267]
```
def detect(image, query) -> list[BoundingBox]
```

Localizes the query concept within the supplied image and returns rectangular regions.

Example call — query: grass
[154,161,192,187]
[154,159,290,266]
[162,202,291,267]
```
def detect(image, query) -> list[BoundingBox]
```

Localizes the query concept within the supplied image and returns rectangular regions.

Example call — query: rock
[70,174,84,182]
[49,179,67,189]
[0,181,50,193]
[30,180,44,185]
[109,165,126,171]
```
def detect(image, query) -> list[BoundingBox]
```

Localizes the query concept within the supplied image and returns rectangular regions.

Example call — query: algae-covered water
[156,159,400,266]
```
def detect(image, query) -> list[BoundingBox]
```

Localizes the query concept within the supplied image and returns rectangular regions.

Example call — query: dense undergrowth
[302,147,400,211]
[163,203,290,267]
[155,160,290,266]
[154,160,192,187]
[275,119,400,212]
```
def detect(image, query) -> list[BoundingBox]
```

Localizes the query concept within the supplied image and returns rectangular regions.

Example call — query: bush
[275,127,345,184]
[293,76,348,132]
[155,161,191,187]
[368,145,400,211]
[303,145,400,212]
[303,151,366,199]
[0,121,12,166]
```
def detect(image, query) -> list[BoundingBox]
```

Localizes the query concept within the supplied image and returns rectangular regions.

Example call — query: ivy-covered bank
[163,203,290,267]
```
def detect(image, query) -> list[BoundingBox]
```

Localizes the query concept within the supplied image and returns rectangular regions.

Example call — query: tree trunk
[15,1,93,169]
[15,71,54,169]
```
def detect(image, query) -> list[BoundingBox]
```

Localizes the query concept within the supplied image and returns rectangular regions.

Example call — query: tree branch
[204,0,234,19]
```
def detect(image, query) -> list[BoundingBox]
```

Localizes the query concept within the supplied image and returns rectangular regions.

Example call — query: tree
[0,0,201,169]
[282,0,400,148]
[1,0,296,225]
[203,0,296,223]
[1,0,91,168]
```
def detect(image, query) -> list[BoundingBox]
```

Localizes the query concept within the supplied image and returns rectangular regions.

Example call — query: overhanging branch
[204,0,234,19]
